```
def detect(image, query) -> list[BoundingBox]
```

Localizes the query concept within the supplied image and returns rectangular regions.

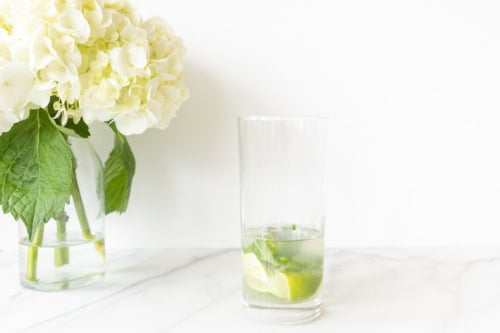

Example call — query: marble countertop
[2,248,500,333]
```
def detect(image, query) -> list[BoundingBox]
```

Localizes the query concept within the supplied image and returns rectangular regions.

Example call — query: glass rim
[238,115,328,122]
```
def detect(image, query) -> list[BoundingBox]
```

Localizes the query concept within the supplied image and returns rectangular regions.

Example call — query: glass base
[18,234,105,292]
[243,298,322,325]
[20,272,104,291]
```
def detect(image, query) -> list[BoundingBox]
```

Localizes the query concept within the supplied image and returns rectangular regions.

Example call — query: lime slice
[243,237,323,302]
[242,253,271,293]
[270,270,322,301]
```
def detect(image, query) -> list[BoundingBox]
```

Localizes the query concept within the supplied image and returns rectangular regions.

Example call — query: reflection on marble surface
[1,248,500,332]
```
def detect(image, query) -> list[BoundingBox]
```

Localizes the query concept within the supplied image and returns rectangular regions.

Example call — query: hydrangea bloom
[0,0,188,135]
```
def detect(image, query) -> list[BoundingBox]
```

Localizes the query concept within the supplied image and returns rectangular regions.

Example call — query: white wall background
[2,0,500,250]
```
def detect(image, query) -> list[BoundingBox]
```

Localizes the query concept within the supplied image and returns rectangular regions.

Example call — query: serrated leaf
[0,109,73,240]
[103,125,136,214]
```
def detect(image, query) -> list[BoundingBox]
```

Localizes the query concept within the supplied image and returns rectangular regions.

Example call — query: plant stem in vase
[71,160,93,241]
[54,212,70,267]
[26,224,45,282]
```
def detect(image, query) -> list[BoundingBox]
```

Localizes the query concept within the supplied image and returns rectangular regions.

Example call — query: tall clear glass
[238,116,327,324]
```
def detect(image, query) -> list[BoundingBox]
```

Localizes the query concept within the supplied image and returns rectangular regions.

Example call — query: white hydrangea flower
[109,42,148,78]
[0,0,188,135]
[55,9,91,44]
[0,62,38,131]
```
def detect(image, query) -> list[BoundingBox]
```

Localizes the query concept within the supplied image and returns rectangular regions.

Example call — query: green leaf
[103,125,136,214]
[49,116,90,138]
[64,118,90,138]
[244,239,286,270]
[0,109,73,241]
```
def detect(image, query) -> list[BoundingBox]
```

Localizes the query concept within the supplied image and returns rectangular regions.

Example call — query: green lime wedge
[243,251,322,302]
[270,270,322,301]
[242,252,271,293]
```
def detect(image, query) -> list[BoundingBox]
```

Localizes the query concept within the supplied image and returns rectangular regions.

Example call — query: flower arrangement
[0,0,188,285]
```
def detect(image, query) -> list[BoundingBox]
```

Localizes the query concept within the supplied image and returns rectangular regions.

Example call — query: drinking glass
[238,115,327,324]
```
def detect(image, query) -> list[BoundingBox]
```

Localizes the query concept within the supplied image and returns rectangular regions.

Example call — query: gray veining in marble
[1,248,500,333]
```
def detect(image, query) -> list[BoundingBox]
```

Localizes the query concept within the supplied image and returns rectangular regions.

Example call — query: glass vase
[18,137,105,291]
